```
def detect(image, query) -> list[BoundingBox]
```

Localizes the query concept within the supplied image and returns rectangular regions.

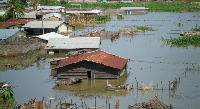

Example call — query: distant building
[120,7,149,15]
[21,21,73,36]
[45,37,100,53]
[36,6,65,13]
[0,18,36,29]
[51,49,129,79]
[43,13,61,21]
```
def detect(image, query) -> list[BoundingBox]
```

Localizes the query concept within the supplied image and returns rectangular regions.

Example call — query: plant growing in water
[0,88,15,108]
[192,25,200,32]
[161,35,200,47]
[136,26,153,31]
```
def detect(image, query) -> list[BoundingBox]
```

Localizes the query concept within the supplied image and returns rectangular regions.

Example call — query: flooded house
[34,32,69,46]
[0,29,27,41]
[51,49,129,79]
[45,37,100,54]
[66,9,103,16]
[21,21,73,36]
[0,29,40,56]
[120,7,149,15]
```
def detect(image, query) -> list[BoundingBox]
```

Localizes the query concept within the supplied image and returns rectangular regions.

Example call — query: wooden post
[137,82,138,90]
[116,100,119,109]
[106,99,108,109]
[169,81,170,90]
[95,97,96,109]
[157,84,158,90]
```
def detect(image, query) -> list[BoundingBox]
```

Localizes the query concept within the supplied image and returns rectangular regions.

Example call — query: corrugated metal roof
[37,6,65,10]
[0,29,26,40]
[22,21,64,28]
[35,32,69,41]
[120,7,149,10]
[46,37,100,49]
[43,13,61,19]
[24,13,36,19]
[55,50,129,70]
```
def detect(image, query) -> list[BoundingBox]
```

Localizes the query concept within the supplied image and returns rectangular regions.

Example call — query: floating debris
[180,32,200,36]
[55,78,82,86]
[106,84,133,91]
[127,96,170,109]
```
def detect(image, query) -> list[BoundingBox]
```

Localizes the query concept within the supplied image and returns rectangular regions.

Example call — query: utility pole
[41,10,44,34]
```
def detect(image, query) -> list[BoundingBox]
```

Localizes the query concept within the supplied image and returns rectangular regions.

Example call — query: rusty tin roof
[55,50,129,70]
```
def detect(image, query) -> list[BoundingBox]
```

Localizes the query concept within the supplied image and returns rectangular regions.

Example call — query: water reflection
[52,71,131,98]
[0,50,46,72]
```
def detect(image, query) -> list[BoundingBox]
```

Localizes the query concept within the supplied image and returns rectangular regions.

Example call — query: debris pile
[180,32,200,36]
[86,29,120,40]
[66,49,92,57]
[55,78,83,86]
[127,96,170,109]
[0,81,11,92]
[119,29,141,37]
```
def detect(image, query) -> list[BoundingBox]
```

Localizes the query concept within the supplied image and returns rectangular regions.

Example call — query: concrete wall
[0,38,41,56]
[58,23,73,34]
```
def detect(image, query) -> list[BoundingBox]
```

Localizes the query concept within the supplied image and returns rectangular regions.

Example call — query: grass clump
[161,35,200,47]
[136,26,153,31]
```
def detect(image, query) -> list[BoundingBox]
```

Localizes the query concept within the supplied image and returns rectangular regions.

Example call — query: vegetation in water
[117,15,124,20]
[192,25,200,32]
[162,26,200,47]
[161,35,200,48]
[64,2,199,12]
[136,26,154,31]
[0,89,15,108]
[95,14,111,23]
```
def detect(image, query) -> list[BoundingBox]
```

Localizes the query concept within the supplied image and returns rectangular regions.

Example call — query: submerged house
[66,9,103,16]
[51,50,129,79]
[45,37,100,53]
[21,21,73,35]
[0,29,27,41]
[120,7,149,15]
[34,32,69,46]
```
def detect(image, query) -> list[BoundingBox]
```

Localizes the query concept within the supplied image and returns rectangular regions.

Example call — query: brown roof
[55,50,129,69]
[0,18,37,29]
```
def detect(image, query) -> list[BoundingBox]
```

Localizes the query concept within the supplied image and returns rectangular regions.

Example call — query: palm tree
[4,0,25,20]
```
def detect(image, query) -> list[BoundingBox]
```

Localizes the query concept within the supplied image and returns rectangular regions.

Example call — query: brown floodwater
[0,12,200,108]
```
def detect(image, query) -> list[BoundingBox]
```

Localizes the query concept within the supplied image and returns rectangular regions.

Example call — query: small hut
[51,50,129,79]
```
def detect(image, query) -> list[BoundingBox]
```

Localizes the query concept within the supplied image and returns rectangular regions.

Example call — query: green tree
[0,16,6,22]
[40,0,49,5]
[31,0,40,10]
[4,0,25,20]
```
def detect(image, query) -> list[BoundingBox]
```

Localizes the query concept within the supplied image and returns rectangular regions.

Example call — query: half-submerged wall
[56,60,125,79]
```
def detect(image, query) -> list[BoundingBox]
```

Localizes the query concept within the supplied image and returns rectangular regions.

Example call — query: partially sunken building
[51,50,129,79]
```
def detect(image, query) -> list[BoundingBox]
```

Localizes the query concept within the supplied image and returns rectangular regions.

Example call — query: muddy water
[0,12,200,108]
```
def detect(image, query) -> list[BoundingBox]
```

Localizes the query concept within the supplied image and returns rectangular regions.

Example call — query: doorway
[87,71,92,79]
